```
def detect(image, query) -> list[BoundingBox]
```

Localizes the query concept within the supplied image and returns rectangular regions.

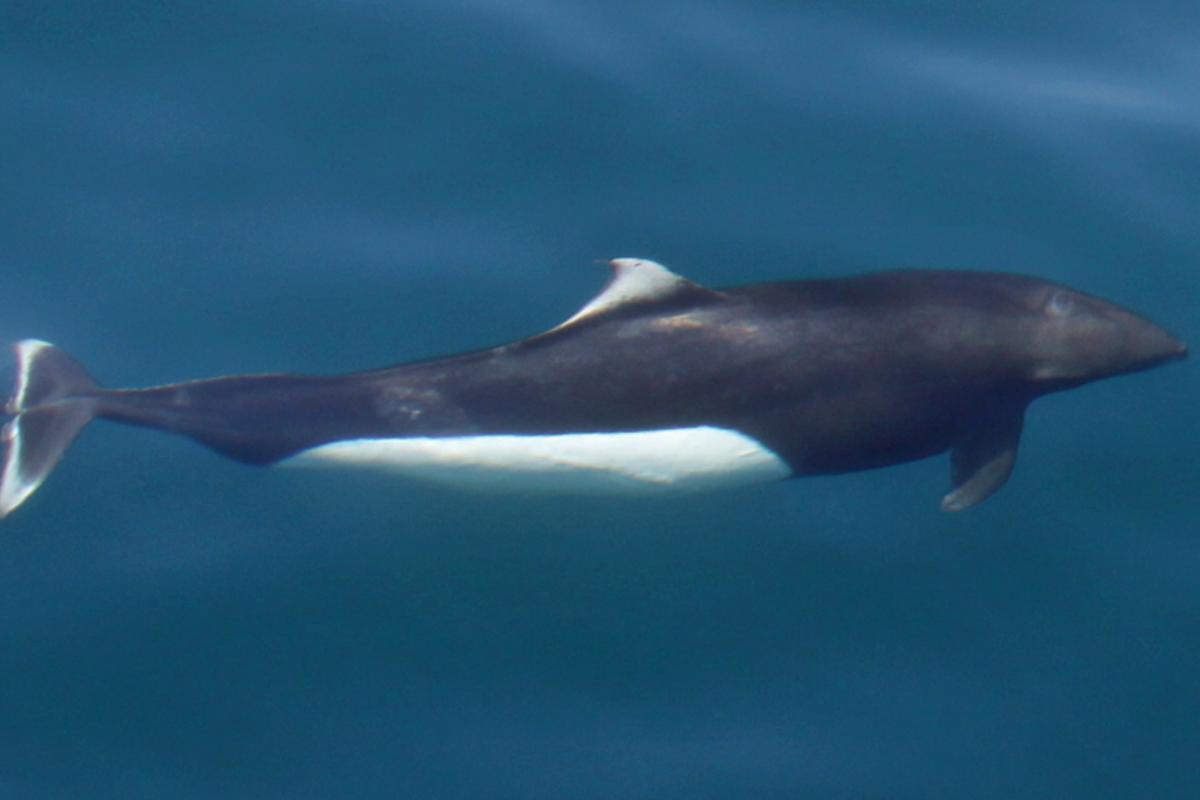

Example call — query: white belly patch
[282,426,790,494]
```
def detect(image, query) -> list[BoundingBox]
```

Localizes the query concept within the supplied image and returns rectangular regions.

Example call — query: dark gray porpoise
[0,259,1187,517]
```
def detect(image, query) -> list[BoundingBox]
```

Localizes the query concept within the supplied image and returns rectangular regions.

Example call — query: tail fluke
[1,341,100,518]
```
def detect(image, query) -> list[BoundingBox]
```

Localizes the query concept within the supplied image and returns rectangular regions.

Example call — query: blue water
[2,2,1198,798]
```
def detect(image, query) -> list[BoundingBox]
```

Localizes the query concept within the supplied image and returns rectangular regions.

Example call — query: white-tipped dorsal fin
[557,258,717,328]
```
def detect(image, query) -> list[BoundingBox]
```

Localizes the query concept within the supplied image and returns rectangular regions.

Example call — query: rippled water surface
[2,2,1198,798]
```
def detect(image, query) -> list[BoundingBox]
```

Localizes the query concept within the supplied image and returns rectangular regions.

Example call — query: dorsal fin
[556,258,720,329]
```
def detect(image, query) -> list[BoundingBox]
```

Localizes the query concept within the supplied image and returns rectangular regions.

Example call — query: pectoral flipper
[941,403,1026,512]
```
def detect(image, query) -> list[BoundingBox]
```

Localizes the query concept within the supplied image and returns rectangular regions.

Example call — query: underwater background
[2,2,1198,797]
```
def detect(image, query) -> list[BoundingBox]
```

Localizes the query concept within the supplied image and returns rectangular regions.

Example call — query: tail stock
[1,340,99,518]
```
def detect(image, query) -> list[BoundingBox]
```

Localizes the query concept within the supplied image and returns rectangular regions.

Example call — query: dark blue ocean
[2,3,1198,798]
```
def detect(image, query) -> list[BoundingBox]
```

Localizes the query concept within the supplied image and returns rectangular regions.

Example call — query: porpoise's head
[1010,277,1188,388]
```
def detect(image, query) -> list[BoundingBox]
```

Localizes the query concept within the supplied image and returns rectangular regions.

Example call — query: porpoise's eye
[1045,290,1075,317]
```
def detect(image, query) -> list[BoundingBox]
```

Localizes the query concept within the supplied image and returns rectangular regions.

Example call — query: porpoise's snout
[1123,313,1188,375]
[1139,318,1188,365]
[1035,290,1188,384]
